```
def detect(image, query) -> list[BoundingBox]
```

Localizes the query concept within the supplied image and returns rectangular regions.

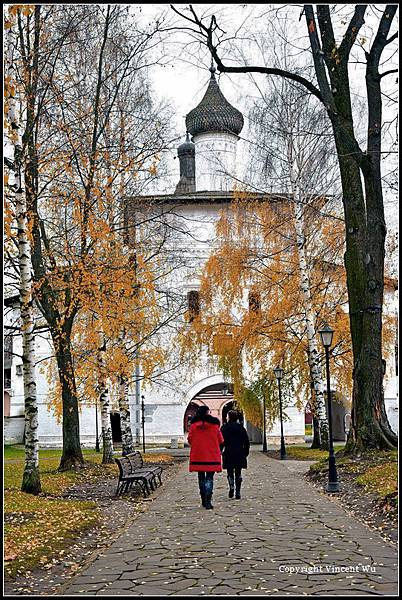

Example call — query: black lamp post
[262,390,268,453]
[273,366,286,459]
[141,394,146,454]
[318,322,339,493]
[95,398,100,452]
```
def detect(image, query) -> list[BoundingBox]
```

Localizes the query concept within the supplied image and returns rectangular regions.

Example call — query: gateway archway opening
[183,382,234,434]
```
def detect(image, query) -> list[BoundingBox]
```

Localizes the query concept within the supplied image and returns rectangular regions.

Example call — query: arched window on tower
[248,290,261,314]
[187,290,200,323]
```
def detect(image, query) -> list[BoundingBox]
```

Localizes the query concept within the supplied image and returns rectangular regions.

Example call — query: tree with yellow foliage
[5,5,174,470]
[180,194,352,440]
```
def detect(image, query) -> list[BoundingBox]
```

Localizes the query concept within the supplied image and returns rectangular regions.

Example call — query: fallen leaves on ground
[4,489,98,578]
[356,461,398,499]
[4,451,180,594]
[307,449,398,545]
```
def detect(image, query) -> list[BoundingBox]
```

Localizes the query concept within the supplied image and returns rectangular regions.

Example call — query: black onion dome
[177,132,195,155]
[186,67,244,137]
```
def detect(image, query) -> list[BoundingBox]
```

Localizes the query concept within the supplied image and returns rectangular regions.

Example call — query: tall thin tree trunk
[97,339,114,463]
[335,136,397,451]
[291,163,328,449]
[100,387,114,463]
[6,25,41,494]
[16,182,42,494]
[309,6,398,451]
[118,375,134,456]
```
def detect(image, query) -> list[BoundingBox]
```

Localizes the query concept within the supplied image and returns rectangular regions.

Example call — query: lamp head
[318,322,334,348]
[273,366,284,381]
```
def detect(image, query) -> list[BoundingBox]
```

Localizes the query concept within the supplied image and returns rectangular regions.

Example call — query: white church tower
[185,63,244,192]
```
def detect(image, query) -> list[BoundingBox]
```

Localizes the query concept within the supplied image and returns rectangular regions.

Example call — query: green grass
[4,445,99,461]
[356,461,398,502]
[4,447,174,578]
[272,443,345,462]
[309,449,398,503]
[285,446,332,461]
[5,491,98,578]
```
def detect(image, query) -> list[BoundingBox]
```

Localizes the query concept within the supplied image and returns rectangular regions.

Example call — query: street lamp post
[273,366,286,460]
[262,391,268,453]
[318,322,339,493]
[95,398,100,453]
[135,359,141,445]
[141,395,146,454]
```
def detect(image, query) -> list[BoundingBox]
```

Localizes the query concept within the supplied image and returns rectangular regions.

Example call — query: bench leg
[134,480,145,497]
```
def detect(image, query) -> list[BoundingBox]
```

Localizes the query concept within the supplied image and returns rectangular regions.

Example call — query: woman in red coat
[188,405,224,509]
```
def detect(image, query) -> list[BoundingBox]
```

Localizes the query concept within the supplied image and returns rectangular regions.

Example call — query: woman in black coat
[220,410,250,499]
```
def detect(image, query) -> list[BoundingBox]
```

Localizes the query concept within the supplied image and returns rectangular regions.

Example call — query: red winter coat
[188,415,224,472]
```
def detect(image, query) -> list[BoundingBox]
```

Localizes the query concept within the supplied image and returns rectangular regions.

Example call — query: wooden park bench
[114,451,163,498]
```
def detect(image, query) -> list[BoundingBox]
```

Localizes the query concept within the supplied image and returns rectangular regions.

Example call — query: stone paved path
[64,451,397,596]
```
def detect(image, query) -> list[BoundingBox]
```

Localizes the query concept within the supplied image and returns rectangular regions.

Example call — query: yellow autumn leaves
[181,194,397,421]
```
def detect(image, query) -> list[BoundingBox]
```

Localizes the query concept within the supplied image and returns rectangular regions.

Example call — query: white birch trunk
[116,112,138,452]
[118,375,134,455]
[6,29,41,493]
[97,340,114,463]
[289,153,329,449]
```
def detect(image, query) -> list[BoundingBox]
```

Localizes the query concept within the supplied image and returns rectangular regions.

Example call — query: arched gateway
[183,383,235,434]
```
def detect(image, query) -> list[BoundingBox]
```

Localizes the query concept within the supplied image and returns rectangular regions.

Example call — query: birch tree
[94,334,114,464]
[4,5,41,494]
[248,66,341,448]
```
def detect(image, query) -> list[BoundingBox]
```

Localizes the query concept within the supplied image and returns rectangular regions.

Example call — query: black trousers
[227,466,242,479]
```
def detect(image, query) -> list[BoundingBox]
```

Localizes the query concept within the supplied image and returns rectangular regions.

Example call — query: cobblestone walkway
[64,451,397,596]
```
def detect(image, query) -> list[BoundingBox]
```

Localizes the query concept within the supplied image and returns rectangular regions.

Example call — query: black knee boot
[204,475,214,509]
[227,475,235,498]
[204,493,214,509]
[235,477,242,499]
[198,479,206,507]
